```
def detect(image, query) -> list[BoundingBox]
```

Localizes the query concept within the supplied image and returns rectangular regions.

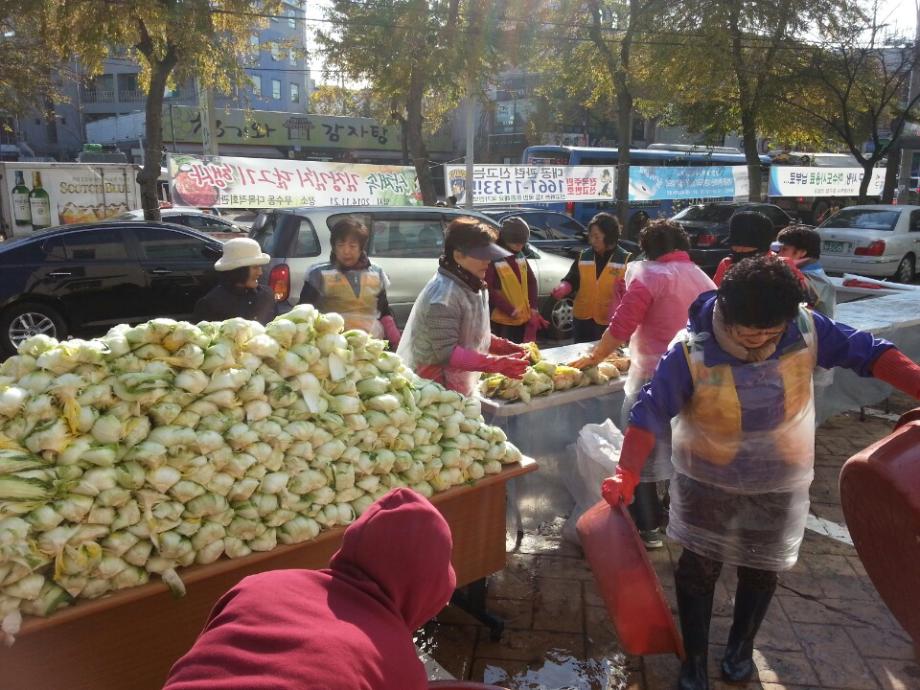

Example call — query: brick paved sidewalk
[420,394,920,689]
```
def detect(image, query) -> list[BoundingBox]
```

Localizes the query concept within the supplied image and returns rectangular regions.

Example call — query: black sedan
[669,202,796,273]
[479,207,640,257]
[0,222,222,355]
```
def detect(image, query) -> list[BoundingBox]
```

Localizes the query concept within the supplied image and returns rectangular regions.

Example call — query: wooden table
[0,459,537,690]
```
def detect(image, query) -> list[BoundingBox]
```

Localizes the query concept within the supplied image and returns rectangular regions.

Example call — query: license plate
[823,240,847,253]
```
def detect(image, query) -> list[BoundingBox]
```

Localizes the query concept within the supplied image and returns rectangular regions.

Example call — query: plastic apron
[318,267,386,337]
[491,258,530,326]
[397,270,490,397]
[573,248,629,326]
[667,308,818,571]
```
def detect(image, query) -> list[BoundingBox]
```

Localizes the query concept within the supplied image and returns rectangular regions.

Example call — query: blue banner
[628,166,743,201]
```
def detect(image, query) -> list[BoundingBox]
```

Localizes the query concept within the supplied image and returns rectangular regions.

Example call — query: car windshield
[672,205,735,222]
[820,209,899,231]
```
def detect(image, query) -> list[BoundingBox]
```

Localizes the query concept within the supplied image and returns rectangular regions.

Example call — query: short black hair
[443,216,497,260]
[718,255,805,327]
[728,211,775,251]
[587,212,621,248]
[218,266,252,288]
[776,225,821,259]
[639,220,690,259]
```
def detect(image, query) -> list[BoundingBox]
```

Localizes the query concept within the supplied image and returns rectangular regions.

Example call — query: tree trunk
[406,71,436,205]
[882,146,900,203]
[137,56,176,221]
[858,161,875,203]
[614,84,633,236]
[740,108,762,201]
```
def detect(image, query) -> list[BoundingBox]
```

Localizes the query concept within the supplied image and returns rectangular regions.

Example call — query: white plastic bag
[562,418,624,544]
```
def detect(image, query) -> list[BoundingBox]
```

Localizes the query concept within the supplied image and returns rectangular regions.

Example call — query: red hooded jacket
[163,488,457,690]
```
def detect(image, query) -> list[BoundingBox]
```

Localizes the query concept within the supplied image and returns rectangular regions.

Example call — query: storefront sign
[768,166,884,197]
[443,164,615,205]
[167,154,421,208]
[629,166,749,201]
[164,105,452,153]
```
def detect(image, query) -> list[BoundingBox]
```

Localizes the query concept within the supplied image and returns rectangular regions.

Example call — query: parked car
[670,201,796,272]
[118,208,246,240]
[478,207,640,258]
[249,206,577,338]
[0,222,222,355]
[816,205,920,283]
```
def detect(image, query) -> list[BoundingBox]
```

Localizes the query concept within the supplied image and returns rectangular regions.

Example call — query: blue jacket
[628,291,894,436]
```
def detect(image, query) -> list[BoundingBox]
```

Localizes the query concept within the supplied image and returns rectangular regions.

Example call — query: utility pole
[465,94,475,209]
[196,77,219,156]
[896,2,920,202]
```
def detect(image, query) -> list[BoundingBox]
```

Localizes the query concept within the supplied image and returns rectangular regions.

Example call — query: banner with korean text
[443,164,615,205]
[628,166,749,201]
[167,154,422,208]
[768,167,884,198]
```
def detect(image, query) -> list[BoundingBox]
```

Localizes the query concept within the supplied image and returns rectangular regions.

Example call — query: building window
[252,75,262,97]
[290,83,300,103]
[270,43,281,61]
[272,79,281,100]
[289,48,297,65]
[250,35,259,57]
[288,10,296,29]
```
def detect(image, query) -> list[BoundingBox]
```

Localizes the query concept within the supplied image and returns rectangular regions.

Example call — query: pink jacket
[608,251,715,373]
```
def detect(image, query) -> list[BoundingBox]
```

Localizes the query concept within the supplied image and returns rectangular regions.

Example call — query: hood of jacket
[329,487,456,630]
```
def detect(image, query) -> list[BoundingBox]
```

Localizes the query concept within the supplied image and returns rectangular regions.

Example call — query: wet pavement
[420,393,920,689]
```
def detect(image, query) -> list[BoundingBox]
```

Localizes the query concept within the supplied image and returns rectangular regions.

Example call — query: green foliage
[0,1,65,117]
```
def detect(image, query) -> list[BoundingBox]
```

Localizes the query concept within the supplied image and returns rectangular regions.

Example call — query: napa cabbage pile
[0,305,522,640]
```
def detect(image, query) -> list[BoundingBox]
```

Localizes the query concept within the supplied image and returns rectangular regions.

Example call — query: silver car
[817,205,920,283]
[248,206,576,337]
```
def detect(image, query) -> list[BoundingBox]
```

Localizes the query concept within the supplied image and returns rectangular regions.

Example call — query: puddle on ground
[483,648,630,690]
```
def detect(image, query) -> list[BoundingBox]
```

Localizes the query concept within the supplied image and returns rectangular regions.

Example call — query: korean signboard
[629,166,749,201]
[443,165,615,205]
[167,154,421,208]
[1,162,141,238]
[768,167,884,198]
[164,105,452,153]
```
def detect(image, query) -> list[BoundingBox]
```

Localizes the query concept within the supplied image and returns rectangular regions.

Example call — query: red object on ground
[842,278,884,289]
[428,683,509,689]
[840,410,920,651]
[576,500,685,658]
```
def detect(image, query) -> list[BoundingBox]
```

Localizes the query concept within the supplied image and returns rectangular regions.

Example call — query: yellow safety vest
[572,247,630,325]
[491,258,530,326]
[319,268,382,332]
[678,308,817,467]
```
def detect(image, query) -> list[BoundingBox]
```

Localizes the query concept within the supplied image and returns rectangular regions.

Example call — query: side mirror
[251,213,269,232]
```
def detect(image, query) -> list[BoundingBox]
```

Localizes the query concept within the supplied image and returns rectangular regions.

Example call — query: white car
[817,205,920,283]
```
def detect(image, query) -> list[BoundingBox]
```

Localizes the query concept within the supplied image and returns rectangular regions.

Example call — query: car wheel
[543,297,574,340]
[892,254,916,284]
[0,302,67,356]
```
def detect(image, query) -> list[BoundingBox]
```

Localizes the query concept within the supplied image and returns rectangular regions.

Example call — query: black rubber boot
[675,585,713,690]
[720,578,776,683]
[628,482,664,549]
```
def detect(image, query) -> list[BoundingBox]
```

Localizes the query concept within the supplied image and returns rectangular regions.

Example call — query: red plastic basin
[428,683,508,689]
[840,410,920,649]
[576,500,684,658]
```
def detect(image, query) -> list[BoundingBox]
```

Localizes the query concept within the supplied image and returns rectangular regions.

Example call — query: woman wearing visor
[398,217,529,396]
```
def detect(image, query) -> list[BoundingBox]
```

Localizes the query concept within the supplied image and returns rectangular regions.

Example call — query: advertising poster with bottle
[2,163,141,237]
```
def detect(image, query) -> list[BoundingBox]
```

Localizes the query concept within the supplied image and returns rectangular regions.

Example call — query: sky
[878,0,918,39]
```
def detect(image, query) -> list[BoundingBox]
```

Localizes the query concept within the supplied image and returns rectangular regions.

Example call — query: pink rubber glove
[490,335,527,357]
[379,315,401,348]
[600,426,656,505]
[528,309,549,330]
[551,281,573,300]
[449,347,528,379]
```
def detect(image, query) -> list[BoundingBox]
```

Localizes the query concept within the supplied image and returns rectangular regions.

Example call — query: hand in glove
[871,348,920,399]
[551,281,573,300]
[600,425,655,505]
[528,309,549,330]
[490,335,527,357]
[379,315,401,348]
[449,347,528,379]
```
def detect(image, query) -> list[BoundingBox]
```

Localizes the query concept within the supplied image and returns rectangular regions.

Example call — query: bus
[766,151,881,224]
[520,144,770,238]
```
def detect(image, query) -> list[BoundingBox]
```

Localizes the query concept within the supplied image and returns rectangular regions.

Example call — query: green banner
[163,105,452,153]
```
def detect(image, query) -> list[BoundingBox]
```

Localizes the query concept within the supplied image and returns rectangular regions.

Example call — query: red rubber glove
[379,315,401,349]
[490,335,527,357]
[600,425,656,505]
[528,309,550,329]
[551,281,573,300]
[871,348,920,398]
[449,346,528,379]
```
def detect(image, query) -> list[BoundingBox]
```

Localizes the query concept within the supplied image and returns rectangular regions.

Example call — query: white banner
[769,166,884,198]
[167,154,421,208]
[444,164,614,205]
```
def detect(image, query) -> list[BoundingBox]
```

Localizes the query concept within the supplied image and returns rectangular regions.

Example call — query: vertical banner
[168,154,422,207]
[443,164,615,205]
